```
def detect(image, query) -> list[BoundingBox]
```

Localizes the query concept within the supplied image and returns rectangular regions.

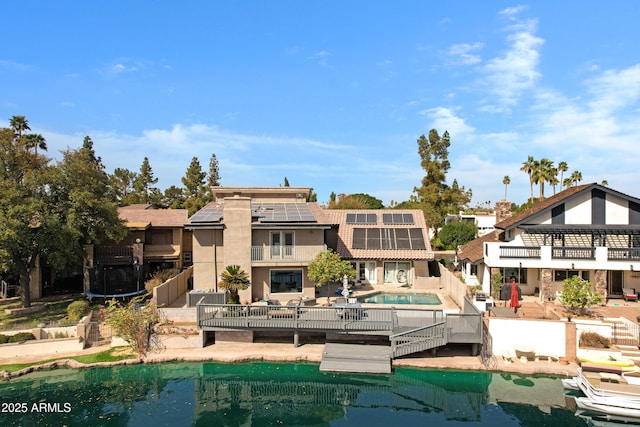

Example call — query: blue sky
[2,2,640,208]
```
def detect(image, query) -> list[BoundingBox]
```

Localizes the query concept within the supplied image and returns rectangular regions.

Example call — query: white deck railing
[251,245,326,263]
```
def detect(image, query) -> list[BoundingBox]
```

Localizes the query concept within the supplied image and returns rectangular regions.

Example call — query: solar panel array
[352,228,426,250]
[346,213,378,224]
[253,203,317,222]
[189,206,224,223]
[382,213,414,224]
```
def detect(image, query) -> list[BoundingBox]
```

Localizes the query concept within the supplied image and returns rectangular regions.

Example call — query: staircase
[390,322,447,358]
[603,317,640,363]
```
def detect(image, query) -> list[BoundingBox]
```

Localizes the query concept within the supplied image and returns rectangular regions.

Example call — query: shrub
[105,294,158,356]
[145,268,181,292]
[0,332,36,344]
[580,331,611,348]
[67,300,90,321]
[561,276,602,314]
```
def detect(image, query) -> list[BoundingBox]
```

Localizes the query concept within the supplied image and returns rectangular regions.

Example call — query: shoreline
[0,341,579,380]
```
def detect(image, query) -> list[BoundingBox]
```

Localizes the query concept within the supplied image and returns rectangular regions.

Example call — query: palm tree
[550,175,559,194]
[563,178,573,188]
[219,265,251,304]
[502,176,510,200]
[533,158,555,200]
[520,156,535,202]
[24,133,47,155]
[558,161,568,188]
[570,170,583,186]
[601,180,608,186]
[9,115,30,143]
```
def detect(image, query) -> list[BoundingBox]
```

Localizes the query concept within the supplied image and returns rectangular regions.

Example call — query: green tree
[219,265,251,304]
[532,157,555,200]
[413,130,471,229]
[132,157,159,204]
[520,155,535,202]
[105,294,158,356]
[309,188,317,202]
[181,157,207,215]
[0,123,125,307]
[160,185,186,209]
[9,115,30,140]
[557,161,568,189]
[109,167,138,205]
[570,170,583,186]
[502,176,510,200]
[438,220,477,251]
[560,276,602,314]
[328,193,384,209]
[307,250,356,299]
[283,177,290,187]
[24,133,47,155]
[208,153,221,187]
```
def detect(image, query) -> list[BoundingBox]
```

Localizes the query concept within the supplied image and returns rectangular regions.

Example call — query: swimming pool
[358,292,442,305]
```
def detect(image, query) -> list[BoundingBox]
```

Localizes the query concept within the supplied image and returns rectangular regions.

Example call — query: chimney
[495,200,512,224]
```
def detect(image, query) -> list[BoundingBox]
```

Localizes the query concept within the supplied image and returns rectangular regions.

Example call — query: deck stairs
[603,317,640,363]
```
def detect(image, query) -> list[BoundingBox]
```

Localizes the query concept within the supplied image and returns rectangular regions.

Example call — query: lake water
[0,361,588,426]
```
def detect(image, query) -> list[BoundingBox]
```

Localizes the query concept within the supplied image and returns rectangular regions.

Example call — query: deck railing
[499,246,541,259]
[390,322,447,358]
[608,247,640,261]
[251,245,327,263]
[551,246,595,260]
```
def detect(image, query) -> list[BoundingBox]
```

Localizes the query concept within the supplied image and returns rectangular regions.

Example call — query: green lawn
[0,348,138,372]
[0,294,90,330]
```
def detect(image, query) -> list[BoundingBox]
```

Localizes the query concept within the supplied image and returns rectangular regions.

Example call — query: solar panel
[252,203,317,223]
[409,228,426,249]
[382,213,414,224]
[346,213,377,224]
[351,227,427,250]
[189,206,224,223]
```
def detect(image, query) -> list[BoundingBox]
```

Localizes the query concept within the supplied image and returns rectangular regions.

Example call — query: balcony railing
[499,246,541,259]
[551,246,595,260]
[251,245,327,263]
[608,247,640,261]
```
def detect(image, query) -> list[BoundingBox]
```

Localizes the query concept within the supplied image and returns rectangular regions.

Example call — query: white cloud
[420,107,475,136]
[449,42,484,65]
[0,59,32,72]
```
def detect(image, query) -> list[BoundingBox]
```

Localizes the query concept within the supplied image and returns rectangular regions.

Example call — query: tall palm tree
[520,155,535,202]
[24,133,47,155]
[533,158,555,199]
[219,265,251,304]
[570,170,583,186]
[9,115,30,143]
[563,178,573,188]
[557,161,568,188]
[502,176,510,200]
[550,175,559,194]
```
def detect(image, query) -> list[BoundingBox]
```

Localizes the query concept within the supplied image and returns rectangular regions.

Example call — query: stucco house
[458,183,640,301]
[185,186,436,303]
[324,209,434,287]
[85,204,191,298]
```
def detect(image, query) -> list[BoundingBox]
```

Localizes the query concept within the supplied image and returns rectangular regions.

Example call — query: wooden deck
[320,343,392,374]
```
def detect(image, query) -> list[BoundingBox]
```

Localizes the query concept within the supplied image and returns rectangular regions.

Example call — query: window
[384,262,411,284]
[350,261,377,284]
[146,229,173,245]
[183,251,192,265]
[502,267,527,284]
[270,270,303,293]
[554,270,589,282]
[271,231,294,258]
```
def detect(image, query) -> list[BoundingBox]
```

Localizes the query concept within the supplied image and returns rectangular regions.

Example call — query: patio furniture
[623,288,638,302]
[332,301,366,320]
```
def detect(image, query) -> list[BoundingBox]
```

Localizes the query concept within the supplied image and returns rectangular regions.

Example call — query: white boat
[575,396,640,419]
[561,377,579,391]
[623,371,640,386]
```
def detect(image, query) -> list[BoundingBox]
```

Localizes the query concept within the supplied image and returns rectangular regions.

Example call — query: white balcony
[251,245,327,264]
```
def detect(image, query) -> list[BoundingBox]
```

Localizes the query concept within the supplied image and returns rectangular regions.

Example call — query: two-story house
[186,186,437,303]
[458,183,640,301]
[85,205,190,299]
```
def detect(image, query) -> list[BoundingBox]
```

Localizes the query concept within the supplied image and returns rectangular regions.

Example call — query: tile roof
[323,209,434,261]
[118,206,189,228]
[458,230,503,263]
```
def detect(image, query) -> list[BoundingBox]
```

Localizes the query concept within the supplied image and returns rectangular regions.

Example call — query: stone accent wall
[593,270,608,301]
[541,268,553,300]
[565,321,577,362]
[495,200,512,224]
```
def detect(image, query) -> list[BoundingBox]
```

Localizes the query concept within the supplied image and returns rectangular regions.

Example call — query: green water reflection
[0,362,586,426]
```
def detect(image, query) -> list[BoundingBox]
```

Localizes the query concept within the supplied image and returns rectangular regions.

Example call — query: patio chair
[623,288,638,302]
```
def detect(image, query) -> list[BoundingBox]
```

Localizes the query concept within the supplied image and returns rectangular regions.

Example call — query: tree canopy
[0,118,126,307]
[327,193,384,209]
[438,220,477,251]
[307,250,355,299]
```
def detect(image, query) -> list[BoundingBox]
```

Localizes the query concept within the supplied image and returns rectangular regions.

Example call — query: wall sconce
[136,238,141,244]
[571,263,575,270]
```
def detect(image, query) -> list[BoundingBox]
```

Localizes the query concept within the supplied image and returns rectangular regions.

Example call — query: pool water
[0,361,586,426]
[358,292,442,305]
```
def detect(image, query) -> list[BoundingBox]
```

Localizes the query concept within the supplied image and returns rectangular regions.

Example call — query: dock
[320,343,392,374]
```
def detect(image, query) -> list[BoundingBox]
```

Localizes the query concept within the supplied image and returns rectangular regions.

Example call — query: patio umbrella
[341,275,350,298]
[509,281,519,311]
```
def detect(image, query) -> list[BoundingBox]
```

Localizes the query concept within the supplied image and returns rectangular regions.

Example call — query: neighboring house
[186,187,333,303]
[186,187,436,302]
[85,205,190,298]
[458,184,640,301]
[324,209,434,287]
[444,211,497,237]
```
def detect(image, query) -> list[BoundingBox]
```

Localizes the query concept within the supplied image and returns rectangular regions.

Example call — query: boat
[561,377,580,391]
[623,371,640,385]
[578,355,636,368]
[575,397,640,419]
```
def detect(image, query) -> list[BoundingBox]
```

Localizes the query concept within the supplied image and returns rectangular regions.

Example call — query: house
[324,209,434,287]
[444,211,497,237]
[458,183,640,301]
[85,205,191,298]
[185,186,436,302]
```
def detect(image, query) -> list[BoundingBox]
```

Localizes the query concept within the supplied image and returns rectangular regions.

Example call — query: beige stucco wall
[222,197,253,301]
[192,229,218,291]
